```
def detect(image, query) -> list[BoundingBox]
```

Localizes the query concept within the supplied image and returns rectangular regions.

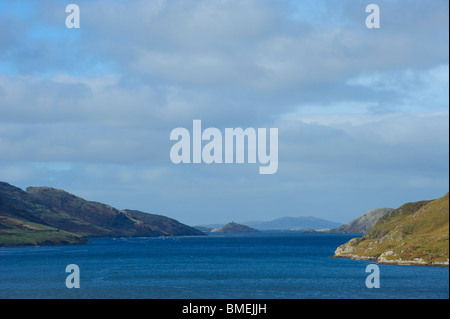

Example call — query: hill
[0,181,204,246]
[0,182,87,246]
[334,193,449,266]
[330,208,393,234]
[245,216,341,231]
[211,222,259,233]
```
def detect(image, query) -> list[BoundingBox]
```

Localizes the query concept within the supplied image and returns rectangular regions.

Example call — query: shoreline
[333,254,449,267]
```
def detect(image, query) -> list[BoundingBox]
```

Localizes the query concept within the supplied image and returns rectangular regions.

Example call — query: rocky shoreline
[333,253,449,267]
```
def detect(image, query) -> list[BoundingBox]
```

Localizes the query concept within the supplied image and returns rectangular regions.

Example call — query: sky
[0,0,448,225]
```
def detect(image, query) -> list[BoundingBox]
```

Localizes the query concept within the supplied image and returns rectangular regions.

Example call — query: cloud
[279,111,449,168]
[346,64,449,112]
[1,109,447,224]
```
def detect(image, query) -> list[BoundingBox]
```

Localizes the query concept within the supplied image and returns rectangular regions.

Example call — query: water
[0,233,448,299]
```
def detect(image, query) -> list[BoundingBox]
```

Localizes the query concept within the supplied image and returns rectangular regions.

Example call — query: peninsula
[0,181,204,247]
[334,193,449,266]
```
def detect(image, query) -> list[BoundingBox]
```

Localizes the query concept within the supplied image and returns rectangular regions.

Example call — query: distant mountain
[330,208,393,234]
[0,181,204,246]
[334,193,449,266]
[211,222,259,233]
[245,216,342,231]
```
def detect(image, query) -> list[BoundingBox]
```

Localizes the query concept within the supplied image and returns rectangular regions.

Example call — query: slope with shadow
[26,186,165,238]
[0,182,87,246]
[1,181,204,246]
[124,209,205,236]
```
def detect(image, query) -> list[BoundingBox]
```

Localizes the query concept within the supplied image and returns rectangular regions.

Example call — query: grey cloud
[2,0,448,120]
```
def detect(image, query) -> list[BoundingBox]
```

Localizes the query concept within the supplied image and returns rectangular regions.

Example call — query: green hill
[0,181,204,246]
[0,182,87,246]
[25,186,166,238]
[334,193,449,266]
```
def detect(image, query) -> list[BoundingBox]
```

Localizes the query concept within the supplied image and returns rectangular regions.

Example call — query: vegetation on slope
[0,182,87,246]
[335,193,449,266]
[0,181,204,247]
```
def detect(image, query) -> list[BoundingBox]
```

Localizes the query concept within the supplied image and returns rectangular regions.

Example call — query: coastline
[333,254,449,267]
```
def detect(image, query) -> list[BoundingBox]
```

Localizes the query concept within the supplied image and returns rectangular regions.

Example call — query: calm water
[0,232,448,299]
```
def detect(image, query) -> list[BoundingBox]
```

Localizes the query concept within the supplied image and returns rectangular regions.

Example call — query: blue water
[0,233,448,299]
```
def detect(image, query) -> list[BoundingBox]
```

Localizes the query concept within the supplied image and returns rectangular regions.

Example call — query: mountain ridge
[0,181,204,246]
[244,216,342,230]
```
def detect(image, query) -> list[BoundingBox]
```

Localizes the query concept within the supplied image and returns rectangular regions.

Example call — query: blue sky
[0,0,448,225]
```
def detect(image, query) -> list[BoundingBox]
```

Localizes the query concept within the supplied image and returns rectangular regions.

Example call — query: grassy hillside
[0,220,87,246]
[1,181,204,247]
[26,186,165,237]
[334,193,449,266]
[0,182,87,246]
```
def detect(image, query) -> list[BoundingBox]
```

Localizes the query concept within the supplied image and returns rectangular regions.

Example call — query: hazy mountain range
[197,216,342,231]
[245,216,342,230]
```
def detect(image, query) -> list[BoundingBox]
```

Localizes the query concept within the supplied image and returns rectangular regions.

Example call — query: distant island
[0,181,204,247]
[211,222,259,233]
[334,193,449,267]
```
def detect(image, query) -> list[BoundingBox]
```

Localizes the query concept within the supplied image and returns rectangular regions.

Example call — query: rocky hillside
[334,193,449,266]
[330,208,393,234]
[0,181,204,246]
[124,209,205,236]
[211,222,259,233]
[0,182,87,246]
